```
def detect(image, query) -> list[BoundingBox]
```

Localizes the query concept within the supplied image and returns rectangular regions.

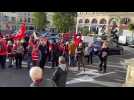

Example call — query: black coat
[52,67,67,87]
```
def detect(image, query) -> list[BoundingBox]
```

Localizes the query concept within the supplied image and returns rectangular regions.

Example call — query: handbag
[102,51,108,58]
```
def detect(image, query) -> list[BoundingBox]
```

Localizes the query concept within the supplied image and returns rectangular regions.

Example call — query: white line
[115,70,126,73]
[85,64,126,69]
[92,72,116,78]
[90,80,123,87]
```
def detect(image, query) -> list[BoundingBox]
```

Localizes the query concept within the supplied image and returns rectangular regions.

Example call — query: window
[121,18,131,24]
[4,16,9,21]
[11,17,15,22]
[99,18,107,24]
[19,17,22,22]
[91,18,97,24]
[79,19,83,23]
[85,19,89,23]
[28,18,31,23]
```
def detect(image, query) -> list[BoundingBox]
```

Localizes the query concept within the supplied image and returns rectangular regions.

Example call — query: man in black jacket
[39,39,49,69]
[52,56,68,87]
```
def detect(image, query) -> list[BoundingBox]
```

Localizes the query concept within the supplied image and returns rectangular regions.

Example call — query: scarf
[59,64,66,71]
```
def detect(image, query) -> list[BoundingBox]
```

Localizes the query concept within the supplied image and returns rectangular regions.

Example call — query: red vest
[0,39,7,56]
[32,49,39,61]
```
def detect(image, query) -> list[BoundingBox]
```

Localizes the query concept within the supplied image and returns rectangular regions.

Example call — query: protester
[51,41,59,68]
[14,41,24,69]
[32,44,40,66]
[75,42,85,71]
[0,36,7,69]
[7,40,14,68]
[30,66,56,87]
[68,41,76,67]
[39,39,48,69]
[52,56,68,87]
[64,42,69,65]
[98,40,109,73]
[59,39,65,56]
[84,43,90,64]
[27,45,33,69]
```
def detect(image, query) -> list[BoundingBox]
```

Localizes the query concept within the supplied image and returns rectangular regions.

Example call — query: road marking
[85,63,126,69]
[115,70,126,73]
[67,68,116,86]
[92,72,116,78]
[66,75,122,87]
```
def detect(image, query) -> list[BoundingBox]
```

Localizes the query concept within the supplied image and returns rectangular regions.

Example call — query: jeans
[15,53,22,69]
[69,55,75,66]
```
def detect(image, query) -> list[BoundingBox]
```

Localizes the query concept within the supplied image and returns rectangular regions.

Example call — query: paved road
[0,46,133,87]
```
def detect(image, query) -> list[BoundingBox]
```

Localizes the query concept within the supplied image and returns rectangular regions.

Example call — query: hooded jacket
[52,64,67,87]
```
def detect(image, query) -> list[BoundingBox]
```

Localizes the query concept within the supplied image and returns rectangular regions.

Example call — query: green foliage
[128,23,134,31]
[32,12,48,31]
[52,12,76,33]
[80,26,89,36]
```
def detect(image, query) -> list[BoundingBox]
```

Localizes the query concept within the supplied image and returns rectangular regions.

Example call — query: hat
[29,67,43,81]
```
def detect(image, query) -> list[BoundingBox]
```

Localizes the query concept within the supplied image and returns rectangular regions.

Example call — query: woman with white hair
[52,56,68,87]
[30,66,56,87]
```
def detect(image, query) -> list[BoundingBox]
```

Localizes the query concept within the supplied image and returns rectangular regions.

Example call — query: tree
[80,26,89,36]
[52,12,76,33]
[32,12,48,31]
[128,23,134,31]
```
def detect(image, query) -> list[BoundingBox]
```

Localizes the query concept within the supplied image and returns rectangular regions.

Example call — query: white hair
[59,56,65,64]
[29,67,43,81]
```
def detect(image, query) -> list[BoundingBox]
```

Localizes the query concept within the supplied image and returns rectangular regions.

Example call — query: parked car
[118,30,133,45]
[108,41,124,55]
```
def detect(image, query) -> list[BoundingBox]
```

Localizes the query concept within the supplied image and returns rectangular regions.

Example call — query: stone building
[76,12,134,32]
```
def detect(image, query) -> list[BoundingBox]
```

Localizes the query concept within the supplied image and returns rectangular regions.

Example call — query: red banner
[14,18,26,40]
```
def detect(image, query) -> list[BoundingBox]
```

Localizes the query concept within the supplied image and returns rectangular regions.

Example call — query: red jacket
[0,39,7,56]
[32,49,40,61]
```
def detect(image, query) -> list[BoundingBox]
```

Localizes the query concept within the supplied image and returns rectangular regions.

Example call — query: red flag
[15,18,26,40]
[73,32,82,47]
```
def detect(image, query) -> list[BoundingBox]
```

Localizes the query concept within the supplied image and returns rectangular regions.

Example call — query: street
[0,46,133,87]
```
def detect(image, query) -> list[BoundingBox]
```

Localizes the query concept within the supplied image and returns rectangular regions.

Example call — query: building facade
[76,12,134,32]
[0,12,34,32]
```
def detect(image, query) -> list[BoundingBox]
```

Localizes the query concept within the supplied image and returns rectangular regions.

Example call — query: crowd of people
[0,31,109,87]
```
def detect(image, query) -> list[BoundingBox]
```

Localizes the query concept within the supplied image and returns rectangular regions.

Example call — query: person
[7,40,14,68]
[90,37,102,64]
[0,36,7,69]
[68,41,76,67]
[98,40,109,73]
[75,42,85,71]
[84,44,90,64]
[30,66,56,87]
[14,41,24,69]
[59,39,65,56]
[64,42,69,66]
[52,56,68,87]
[27,45,33,69]
[51,41,59,68]
[32,45,40,66]
[39,39,48,69]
